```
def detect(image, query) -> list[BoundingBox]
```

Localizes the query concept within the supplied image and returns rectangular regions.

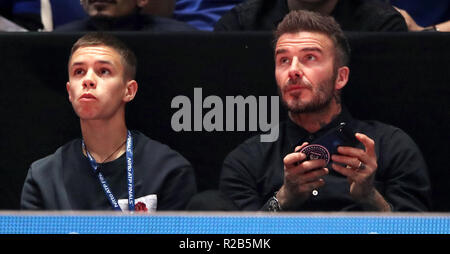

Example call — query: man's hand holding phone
[331,133,378,202]
[277,142,329,210]
[277,128,390,211]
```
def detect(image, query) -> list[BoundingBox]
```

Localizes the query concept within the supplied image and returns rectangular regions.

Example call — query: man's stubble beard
[278,71,340,115]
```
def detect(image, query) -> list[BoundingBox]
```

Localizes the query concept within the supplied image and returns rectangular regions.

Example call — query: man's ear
[136,0,149,8]
[124,80,138,102]
[335,66,349,90]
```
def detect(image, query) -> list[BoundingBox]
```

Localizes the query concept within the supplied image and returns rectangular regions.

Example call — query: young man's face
[274,31,343,114]
[67,45,132,120]
[80,0,138,17]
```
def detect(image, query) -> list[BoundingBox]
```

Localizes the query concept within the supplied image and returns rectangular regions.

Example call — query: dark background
[0,31,448,211]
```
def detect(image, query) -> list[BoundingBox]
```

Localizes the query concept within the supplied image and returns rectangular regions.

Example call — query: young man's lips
[79,93,97,101]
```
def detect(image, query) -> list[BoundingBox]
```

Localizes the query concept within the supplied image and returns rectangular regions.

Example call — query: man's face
[80,0,138,17]
[67,45,129,120]
[275,31,338,114]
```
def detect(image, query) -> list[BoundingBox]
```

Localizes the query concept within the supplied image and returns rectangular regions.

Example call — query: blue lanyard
[82,130,135,211]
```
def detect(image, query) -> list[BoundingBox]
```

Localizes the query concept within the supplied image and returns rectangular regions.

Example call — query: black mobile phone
[298,122,359,166]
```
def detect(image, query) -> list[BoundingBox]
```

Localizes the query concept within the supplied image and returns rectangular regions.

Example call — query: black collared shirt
[219,108,431,211]
[214,0,407,32]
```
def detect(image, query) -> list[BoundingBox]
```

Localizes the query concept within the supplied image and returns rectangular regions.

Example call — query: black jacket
[21,131,197,211]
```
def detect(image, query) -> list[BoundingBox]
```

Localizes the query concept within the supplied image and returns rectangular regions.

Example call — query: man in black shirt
[56,0,195,32]
[214,0,407,32]
[21,32,197,211]
[219,10,431,212]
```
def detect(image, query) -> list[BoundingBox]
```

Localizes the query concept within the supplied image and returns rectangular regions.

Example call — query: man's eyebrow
[275,47,322,56]
[70,62,84,67]
[300,47,322,53]
[275,48,287,55]
[70,60,114,67]
[96,60,114,65]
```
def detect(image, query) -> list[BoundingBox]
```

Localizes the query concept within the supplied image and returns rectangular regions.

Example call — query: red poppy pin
[135,202,148,212]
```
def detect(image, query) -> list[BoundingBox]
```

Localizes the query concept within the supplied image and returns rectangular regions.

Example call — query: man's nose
[82,70,96,89]
[288,57,303,80]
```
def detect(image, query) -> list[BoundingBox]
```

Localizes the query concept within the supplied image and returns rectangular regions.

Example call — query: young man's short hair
[69,32,137,80]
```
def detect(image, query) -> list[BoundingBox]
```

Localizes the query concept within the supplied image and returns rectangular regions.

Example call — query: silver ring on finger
[358,161,366,170]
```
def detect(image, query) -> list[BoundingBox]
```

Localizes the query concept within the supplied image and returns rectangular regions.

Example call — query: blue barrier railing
[1,212,449,234]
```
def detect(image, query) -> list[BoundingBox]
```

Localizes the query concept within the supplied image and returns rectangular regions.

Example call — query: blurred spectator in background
[45,0,177,31]
[0,0,42,30]
[389,0,449,31]
[1,0,244,32]
[5,0,448,32]
[42,0,87,31]
[214,0,407,32]
[389,0,450,32]
[0,0,86,31]
[142,0,176,18]
[173,0,242,31]
[54,0,196,32]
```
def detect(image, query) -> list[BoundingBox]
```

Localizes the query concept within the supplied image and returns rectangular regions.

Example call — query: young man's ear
[66,82,73,102]
[136,0,149,8]
[334,66,349,90]
[124,80,138,102]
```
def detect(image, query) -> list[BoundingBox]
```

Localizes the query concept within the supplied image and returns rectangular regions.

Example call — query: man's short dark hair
[69,32,137,80]
[274,10,351,67]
